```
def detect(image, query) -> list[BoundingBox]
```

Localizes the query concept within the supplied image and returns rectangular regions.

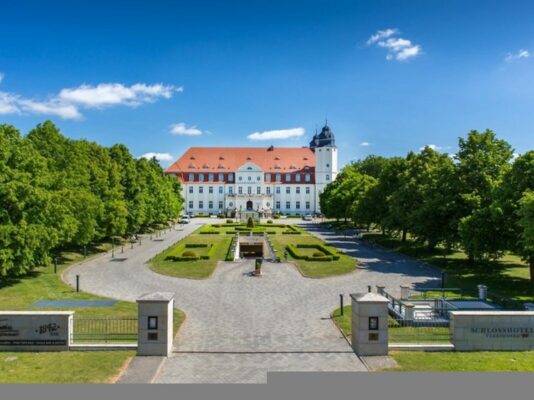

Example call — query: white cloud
[360,141,371,147]
[59,83,181,108]
[17,98,82,119]
[247,127,305,141]
[368,29,422,61]
[0,92,20,115]
[170,123,203,136]
[0,77,180,119]
[367,28,398,45]
[140,152,174,163]
[419,144,441,151]
[0,72,4,84]
[505,49,530,62]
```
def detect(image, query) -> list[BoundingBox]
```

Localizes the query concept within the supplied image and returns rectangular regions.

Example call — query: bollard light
[340,294,344,316]
[76,275,80,292]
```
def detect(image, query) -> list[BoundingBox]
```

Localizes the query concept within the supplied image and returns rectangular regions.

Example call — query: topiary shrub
[313,251,326,257]
[226,219,234,223]
[267,220,273,224]
[182,250,198,257]
[246,217,255,228]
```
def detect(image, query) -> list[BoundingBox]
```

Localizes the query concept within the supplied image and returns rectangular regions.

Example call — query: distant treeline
[0,121,183,276]
[319,130,534,281]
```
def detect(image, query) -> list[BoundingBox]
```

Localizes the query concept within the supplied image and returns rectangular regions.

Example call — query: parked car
[302,214,313,221]
[179,216,190,224]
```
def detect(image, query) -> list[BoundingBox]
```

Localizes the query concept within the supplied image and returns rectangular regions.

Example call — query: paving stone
[64,220,440,383]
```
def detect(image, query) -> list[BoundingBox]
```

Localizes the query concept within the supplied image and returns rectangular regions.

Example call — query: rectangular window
[209,186,213,194]
[189,186,193,194]
[218,173,224,181]
[188,173,194,181]
[265,173,271,182]
[266,187,271,195]
[296,187,300,194]
[286,201,290,209]
[296,201,300,209]
[306,187,310,194]
[199,201,204,209]
[276,186,281,194]
[208,201,213,209]
[247,186,252,195]
[228,173,234,182]
[229,186,233,194]
[295,174,301,182]
[218,201,223,209]
[306,201,310,209]
[199,173,204,182]
[285,173,291,182]
[208,173,214,182]
[276,201,280,209]
[219,186,223,194]
[257,186,261,194]
[148,316,158,330]
[286,187,290,194]
[188,201,193,209]
[238,186,243,194]
[305,173,311,182]
[275,173,281,182]
[199,186,204,194]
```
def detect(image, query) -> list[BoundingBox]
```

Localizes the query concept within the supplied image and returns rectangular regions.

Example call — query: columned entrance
[246,200,253,210]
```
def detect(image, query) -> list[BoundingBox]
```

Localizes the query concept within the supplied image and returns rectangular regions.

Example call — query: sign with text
[451,311,534,351]
[0,312,73,351]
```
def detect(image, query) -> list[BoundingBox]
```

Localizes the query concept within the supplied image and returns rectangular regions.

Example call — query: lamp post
[111,238,115,259]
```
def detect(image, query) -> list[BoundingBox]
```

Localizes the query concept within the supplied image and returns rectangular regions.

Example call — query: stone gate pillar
[350,292,390,356]
[137,292,175,356]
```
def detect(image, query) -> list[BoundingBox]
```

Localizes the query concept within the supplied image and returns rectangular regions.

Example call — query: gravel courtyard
[64,220,440,383]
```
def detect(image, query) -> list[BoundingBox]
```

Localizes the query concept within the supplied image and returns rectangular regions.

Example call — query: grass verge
[0,351,135,383]
[386,351,534,372]
[150,234,232,279]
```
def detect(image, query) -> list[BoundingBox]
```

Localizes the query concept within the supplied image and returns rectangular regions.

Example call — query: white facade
[167,124,339,216]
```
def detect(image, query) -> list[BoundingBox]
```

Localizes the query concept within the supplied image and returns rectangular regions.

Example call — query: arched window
[326,174,330,181]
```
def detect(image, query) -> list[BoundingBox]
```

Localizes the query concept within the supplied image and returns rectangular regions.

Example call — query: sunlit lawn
[362,232,534,303]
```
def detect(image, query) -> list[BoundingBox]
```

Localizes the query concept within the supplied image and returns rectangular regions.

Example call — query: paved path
[64,220,440,383]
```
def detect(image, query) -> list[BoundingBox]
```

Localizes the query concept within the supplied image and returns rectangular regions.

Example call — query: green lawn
[331,306,450,343]
[150,234,232,279]
[0,351,135,383]
[271,234,357,278]
[0,241,185,383]
[386,351,534,372]
[362,232,534,304]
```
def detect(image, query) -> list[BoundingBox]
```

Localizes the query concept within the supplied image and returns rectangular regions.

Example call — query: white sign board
[0,311,73,351]
[451,311,534,351]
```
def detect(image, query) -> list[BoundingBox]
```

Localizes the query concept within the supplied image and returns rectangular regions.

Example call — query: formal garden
[149,221,357,279]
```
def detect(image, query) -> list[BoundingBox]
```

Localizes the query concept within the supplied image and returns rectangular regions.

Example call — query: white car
[302,214,313,221]
[179,216,190,224]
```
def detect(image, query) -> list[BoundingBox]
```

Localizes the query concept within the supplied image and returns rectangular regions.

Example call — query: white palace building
[165,123,338,217]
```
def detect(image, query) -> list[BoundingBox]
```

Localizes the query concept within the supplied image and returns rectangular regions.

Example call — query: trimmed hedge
[165,243,215,261]
[285,243,340,261]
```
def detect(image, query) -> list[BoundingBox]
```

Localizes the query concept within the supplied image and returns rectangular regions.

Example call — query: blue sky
[1,0,534,167]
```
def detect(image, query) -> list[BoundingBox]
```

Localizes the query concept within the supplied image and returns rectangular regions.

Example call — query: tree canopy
[0,121,183,277]
[319,130,534,282]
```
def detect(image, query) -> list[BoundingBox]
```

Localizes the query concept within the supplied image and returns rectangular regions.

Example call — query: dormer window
[190,156,196,160]
[203,163,209,168]
[246,156,252,160]
[274,156,280,160]
[219,156,224,160]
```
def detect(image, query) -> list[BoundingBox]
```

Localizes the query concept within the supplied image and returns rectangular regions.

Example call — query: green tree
[518,191,534,283]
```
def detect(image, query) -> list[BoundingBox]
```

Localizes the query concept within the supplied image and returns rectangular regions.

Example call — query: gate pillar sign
[137,292,174,356]
[350,292,390,356]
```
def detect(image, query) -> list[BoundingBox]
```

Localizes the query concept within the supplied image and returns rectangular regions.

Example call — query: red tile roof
[165,147,315,173]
